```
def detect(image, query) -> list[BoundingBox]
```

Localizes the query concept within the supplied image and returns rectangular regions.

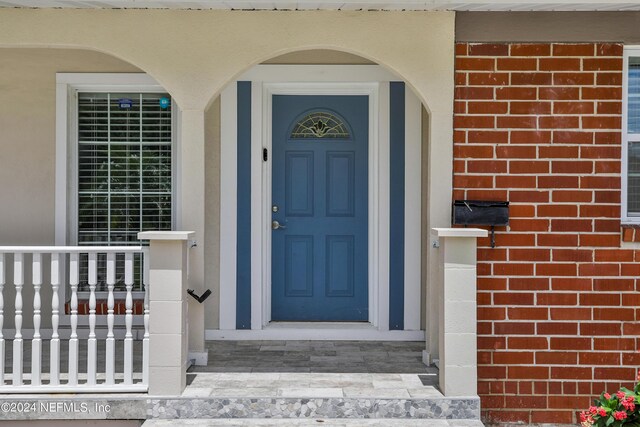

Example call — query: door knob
[272,220,287,230]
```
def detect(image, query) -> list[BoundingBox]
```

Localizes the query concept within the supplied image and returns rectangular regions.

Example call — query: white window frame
[55,73,177,322]
[622,47,640,224]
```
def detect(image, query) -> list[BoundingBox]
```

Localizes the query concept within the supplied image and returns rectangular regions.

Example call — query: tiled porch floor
[192,340,436,375]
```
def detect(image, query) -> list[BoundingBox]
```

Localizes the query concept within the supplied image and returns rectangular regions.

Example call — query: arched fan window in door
[289,110,351,140]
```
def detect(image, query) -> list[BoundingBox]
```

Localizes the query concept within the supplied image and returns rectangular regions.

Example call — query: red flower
[622,396,635,411]
[614,411,628,421]
[597,407,607,417]
[604,393,611,399]
[616,391,626,399]
[589,405,598,414]
[637,369,640,382]
[580,411,587,422]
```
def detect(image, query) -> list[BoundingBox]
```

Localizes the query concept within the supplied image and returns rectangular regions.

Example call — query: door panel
[325,235,355,297]
[271,95,368,321]
[285,152,314,216]
[326,152,355,217]
[284,235,314,297]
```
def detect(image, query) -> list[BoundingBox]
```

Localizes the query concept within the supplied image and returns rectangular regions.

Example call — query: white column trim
[219,83,238,330]
[261,82,273,326]
[404,87,422,331]
[55,82,69,246]
[377,82,390,331]
[250,81,263,330]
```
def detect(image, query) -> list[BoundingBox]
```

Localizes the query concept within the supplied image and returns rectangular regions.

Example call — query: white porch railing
[0,246,149,393]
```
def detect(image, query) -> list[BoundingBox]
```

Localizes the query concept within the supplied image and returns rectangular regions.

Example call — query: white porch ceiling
[1,0,640,11]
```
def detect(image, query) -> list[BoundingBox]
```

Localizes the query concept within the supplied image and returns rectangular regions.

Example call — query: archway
[207,49,436,352]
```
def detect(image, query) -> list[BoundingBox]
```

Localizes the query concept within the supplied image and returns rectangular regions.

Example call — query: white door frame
[261,81,382,327]
[215,65,423,340]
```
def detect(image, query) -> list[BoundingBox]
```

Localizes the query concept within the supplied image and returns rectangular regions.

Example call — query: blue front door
[271,95,368,321]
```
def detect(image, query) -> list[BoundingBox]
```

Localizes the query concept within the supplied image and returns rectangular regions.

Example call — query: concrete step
[143,419,485,426]
[146,395,481,420]
[144,373,481,422]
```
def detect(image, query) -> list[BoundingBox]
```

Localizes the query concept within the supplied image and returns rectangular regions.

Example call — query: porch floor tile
[194,340,435,375]
[184,372,442,399]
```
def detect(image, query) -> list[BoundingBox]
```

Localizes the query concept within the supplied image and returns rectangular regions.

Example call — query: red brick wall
[454,43,640,425]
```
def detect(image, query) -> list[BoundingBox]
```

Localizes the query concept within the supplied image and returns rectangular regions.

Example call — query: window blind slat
[628,141,640,215]
[628,63,640,133]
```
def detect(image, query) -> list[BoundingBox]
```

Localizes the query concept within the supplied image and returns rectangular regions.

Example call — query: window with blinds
[77,92,173,290]
[627,57,640,218]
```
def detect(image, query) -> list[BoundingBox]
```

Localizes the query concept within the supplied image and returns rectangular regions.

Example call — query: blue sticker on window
[118,98,133,109]
[159,97,170,109]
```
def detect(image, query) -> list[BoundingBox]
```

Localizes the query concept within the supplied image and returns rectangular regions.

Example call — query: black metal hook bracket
[187,289,212,303]
[490,226,496,249]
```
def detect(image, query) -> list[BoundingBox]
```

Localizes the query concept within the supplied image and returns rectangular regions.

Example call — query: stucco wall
[0,49,140,245]
[0,9,455,354]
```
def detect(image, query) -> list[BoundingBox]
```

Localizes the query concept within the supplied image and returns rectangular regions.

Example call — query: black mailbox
[452,200,509,248]
[453,200,509,226]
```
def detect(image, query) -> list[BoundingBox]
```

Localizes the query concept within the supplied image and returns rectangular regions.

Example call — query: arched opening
[203,48,439,376]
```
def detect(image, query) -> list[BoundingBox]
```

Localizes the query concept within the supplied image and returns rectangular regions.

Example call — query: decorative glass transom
[290,111,351,139]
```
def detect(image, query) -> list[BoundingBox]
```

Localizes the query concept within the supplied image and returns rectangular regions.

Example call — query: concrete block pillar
[138,230,194,396]
[431,227,487,397]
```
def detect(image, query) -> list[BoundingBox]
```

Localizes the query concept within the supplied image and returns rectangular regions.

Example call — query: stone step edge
[142,419,486,426]
[148,396,481,420]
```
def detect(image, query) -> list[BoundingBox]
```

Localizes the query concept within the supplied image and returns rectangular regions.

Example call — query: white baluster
[0,254,5,386]
[50,253,60,386]
[87,252,97,385]
[124,252,134,385]
[142,249,150,385]
[105,253,116,385]
[13,253,23,385]
[31,253,42,386]
[68,253,79,386]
